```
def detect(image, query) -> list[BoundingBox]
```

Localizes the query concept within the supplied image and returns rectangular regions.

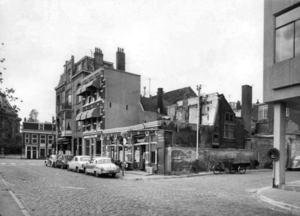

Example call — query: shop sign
[157,130,164,148]
[133,135,148,144]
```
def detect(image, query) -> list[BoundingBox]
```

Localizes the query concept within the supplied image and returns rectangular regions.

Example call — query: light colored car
[67,156,91,173]
[287,156,300,171]
[84,157,120,177]
[45,155,57,167]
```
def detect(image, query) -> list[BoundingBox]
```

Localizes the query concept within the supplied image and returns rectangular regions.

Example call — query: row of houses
[20,47,300,174]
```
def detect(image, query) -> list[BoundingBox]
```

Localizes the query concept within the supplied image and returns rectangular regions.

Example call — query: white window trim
[40,135,46,144]
[25,134,30,144]
[32,134,38,144]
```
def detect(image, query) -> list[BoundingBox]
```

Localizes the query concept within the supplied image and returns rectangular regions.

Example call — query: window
[258,105,268,120]
[76,84,81,103]
[39,124,44,130]
[76,110,81,130]
[66,90,72,107]
[225,113,234,122]
[93,92,97,102]
[40,135,46,144]
[48,135,53,144]
[92,118,97,130]
[32,134,38,144]
[25,134,29,144]
[286,108,290,117]
[224,124,234,139]
[275,6,300,62]
[151,151,155,163]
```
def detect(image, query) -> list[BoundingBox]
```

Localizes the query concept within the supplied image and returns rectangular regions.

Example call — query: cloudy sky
[0,0,264,123]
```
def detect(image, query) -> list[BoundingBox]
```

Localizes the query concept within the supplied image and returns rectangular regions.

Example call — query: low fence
[170,147,256,175]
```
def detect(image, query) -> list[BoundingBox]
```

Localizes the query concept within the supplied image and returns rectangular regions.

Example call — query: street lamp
[196,85,201,173]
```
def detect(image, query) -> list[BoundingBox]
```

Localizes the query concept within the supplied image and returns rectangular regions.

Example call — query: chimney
[94,47,103,70]
[241,85,252,134]
[157,88,164,115]
[116,47,125,71]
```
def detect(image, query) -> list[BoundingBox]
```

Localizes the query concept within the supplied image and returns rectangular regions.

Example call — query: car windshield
[80,157,90,161]
[97,159,112,164]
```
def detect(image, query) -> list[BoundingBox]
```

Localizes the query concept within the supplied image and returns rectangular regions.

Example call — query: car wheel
[45,162,47,167]
[85,169,88,175]
[61,165,64,169]
[67,166,71,171]
[95,172,99,177]
[76,167,80,173]
[111,173,116,178]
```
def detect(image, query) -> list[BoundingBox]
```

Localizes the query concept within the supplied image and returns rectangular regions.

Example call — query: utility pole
[196,85,201,173]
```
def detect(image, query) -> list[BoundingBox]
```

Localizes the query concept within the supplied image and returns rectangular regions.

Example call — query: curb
[256,186,300,215]
[120,172,214,181]
[0,175,31,216]
[120,169,271,181]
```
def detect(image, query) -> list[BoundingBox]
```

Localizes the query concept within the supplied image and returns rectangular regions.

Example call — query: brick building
[55,47,157,156]
[22,121,56,159]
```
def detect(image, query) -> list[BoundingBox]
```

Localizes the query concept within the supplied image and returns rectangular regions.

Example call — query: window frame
[40,135,46,144]
[258,105,268,120]
[32,134,38,144]
[48,135,53,144]
[275,6,300,63]
[25,134,30,144]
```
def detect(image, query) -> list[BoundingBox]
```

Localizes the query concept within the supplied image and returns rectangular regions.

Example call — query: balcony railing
[61,102,72,110]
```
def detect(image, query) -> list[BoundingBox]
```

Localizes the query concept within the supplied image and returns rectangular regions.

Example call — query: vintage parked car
[55,155,74,169]
[67,155,91,173]
[45,155,58,167]
[287,156,300,171]
[84,157,120,177]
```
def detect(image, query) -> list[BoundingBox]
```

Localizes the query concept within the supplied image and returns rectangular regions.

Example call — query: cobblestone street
[0,159,299,216]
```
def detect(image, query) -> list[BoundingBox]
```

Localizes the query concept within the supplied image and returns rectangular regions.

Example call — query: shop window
[25,134,29,144]
[40,135,46,144]
[32,134,38,144]
[275,6,300,62]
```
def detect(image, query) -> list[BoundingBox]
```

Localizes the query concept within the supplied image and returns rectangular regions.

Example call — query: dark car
[45,155,57,167]
[55,155,74,169]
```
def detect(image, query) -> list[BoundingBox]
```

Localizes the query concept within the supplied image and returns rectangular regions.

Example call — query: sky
[0,0,264,123]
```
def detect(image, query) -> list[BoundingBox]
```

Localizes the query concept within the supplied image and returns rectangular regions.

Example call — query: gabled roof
[140,86,197,112]
[150,86,197,106]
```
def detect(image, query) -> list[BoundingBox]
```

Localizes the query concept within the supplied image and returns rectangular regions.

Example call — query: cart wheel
[229,168,236,174]
[238,166,246,174]
[212,165,222,174]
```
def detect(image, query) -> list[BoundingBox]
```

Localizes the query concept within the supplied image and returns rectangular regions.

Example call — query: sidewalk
[118,168,272,181]
[257,181,300,215]
[0,175,29,216]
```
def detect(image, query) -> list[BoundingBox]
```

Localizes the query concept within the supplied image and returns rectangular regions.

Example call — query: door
[32,151,36,159]
[140,145,146,171]
[157,148,165,175]
[27,151,31,159]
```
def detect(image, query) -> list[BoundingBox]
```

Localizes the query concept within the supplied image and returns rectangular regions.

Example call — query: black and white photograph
[0,0,300,215]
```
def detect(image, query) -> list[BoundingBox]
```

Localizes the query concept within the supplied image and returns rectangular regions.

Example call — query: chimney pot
[116,47,125,71]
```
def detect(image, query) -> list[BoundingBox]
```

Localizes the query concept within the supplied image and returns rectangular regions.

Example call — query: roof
[151,86,197,106]
[140,86,197,112]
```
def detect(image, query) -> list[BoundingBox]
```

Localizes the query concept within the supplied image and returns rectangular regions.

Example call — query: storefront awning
[76,112,83,121]
[80,111,88,120]
[76,85,91,96]
[86,107,101,119]
[56,138,69,144]
[85,79,100,89]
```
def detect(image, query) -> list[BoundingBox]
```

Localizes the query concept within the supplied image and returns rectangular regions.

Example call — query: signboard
[267,148,280,162]
[157,130,164,148]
